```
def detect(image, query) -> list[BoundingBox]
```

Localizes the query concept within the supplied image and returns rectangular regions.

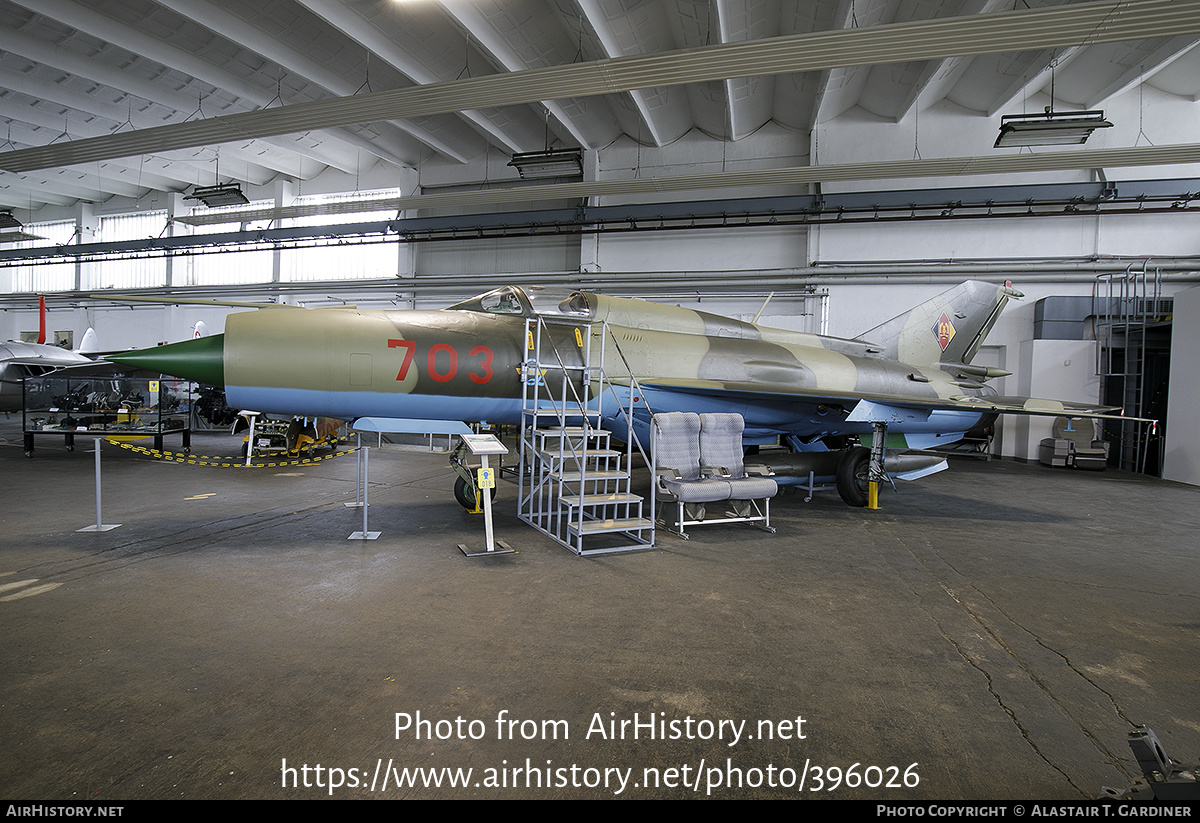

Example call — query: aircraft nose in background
[105,334,225,386]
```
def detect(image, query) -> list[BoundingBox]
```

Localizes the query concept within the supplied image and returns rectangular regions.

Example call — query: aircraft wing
[935,394,1139,420]
[36,359,150,378]
[627,377,1153,423]
[3,354,83,368]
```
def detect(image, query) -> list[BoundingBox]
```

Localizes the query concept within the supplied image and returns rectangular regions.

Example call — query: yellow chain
[106,437,357,468]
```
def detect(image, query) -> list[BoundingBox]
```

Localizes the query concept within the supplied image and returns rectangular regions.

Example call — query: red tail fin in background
[37,296,46,345]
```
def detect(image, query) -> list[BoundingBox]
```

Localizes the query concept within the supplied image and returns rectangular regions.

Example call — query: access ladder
[517,316,654,555]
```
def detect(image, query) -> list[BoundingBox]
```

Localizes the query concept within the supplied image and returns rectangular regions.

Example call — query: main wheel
[836,447,871,507]
[454,475,498,510]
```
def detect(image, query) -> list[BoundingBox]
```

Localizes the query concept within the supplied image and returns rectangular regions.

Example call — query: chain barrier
[1097,421,1160,444]
[107,437,359,468]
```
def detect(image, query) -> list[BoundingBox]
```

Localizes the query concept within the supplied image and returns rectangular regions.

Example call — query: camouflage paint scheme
[106,280,1117,453]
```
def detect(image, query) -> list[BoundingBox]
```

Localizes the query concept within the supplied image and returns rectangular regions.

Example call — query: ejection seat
[1038,416,1110,470]
[651,411,777,539]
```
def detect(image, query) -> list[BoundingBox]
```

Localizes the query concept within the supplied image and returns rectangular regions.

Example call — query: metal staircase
[1094,268,1170,475]
[517,316,654,555]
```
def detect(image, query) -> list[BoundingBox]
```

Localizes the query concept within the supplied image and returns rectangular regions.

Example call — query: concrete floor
[1,425,1198,800]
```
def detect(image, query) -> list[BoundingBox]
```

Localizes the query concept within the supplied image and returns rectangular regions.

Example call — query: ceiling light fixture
[508,149,584,180]
[994,109,1113,148]
[0,210,43,242]
[185,183,250,208]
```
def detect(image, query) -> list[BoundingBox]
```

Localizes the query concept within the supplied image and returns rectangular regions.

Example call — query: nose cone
[105,334,225,386]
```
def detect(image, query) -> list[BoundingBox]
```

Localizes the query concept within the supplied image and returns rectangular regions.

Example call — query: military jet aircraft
[1,298,99,412]
[105,280,1128,507]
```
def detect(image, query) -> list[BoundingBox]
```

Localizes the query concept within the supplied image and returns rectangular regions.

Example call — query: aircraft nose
[105,334,225,386]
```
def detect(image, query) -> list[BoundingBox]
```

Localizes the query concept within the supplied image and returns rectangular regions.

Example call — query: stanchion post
[77,438,120,533]
[348,445,380,540]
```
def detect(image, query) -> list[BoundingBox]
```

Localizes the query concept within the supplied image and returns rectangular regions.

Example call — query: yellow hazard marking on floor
[106,438,357,469]
[0,581,62,601]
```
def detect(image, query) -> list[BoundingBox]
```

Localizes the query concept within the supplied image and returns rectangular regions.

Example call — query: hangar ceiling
[1,0,1200,213]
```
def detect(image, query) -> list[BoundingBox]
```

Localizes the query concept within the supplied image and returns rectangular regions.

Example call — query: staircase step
[559,492,643,507]
[568,517,655,536]
[533,427,608,438]
[550,469,628,482]
[539,448,622,461]
[524,409,601,419]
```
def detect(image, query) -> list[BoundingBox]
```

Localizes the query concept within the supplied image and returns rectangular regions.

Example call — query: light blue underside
[228,384,981,444]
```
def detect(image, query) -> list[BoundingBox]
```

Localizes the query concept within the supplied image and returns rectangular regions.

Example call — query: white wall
[1164,286,1200,486]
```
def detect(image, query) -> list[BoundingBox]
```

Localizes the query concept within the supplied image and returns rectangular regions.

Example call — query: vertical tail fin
[37,296,46,345]
[859,281,1021,367]
[77,328,99,354]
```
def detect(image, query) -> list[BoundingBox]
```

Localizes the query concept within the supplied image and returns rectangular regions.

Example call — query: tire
[836,447,871,507]
[454,475,498,510]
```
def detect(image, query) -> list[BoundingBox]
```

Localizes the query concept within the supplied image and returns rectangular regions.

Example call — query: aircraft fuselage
[211,289,989,445]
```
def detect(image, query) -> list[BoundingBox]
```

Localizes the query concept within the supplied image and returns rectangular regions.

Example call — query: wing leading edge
[628,377,1149,423]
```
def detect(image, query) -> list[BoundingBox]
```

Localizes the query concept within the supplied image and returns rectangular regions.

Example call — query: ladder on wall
[1094,268,1169,474]
[517,316,654,555]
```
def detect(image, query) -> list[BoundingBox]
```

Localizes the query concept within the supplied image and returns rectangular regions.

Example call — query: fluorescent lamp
[0,211,42,242]
[0,230,46,243]
[995,110,1113,148]
[508,149,583,180]
[185,183,250,207]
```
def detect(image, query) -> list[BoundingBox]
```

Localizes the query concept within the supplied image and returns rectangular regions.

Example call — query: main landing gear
[835,422,889,509]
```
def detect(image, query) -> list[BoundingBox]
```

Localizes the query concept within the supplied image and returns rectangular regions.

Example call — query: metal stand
[76,438,120,532]
[348,446,380,540]
[243,412,257,467]
[457,435,514,557]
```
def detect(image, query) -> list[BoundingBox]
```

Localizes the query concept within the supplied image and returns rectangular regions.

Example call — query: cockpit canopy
[447,286,594,320]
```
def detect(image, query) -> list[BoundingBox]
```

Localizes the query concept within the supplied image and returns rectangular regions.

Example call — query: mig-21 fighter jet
[106,280,1131,507]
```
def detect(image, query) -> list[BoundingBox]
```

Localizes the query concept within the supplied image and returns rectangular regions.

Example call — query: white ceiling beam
[810,0,856,130]
[576,0,674,147]
[0,118,243,204]
[715,0,775,142]
[6,0,418,169]
[6,0,268,104]
[987,46,1084,117]
[0,166,142,203]
[0,24,361,176]
[434,0,603,149]
[0,188,76,209]
[891,0,1019,124]
[0,100,282,188]
[0,68,261,189]
[295,0,532,156]
[146,0,469,165]
[1086,37,1200,109]
[5,0,1200,172]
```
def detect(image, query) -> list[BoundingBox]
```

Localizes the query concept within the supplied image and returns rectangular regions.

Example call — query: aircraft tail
[859,280,1021,368]
[37,296,46,345]
[76,328,99,354]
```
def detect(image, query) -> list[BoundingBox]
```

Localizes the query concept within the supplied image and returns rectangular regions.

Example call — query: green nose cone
[106,334,225,387]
